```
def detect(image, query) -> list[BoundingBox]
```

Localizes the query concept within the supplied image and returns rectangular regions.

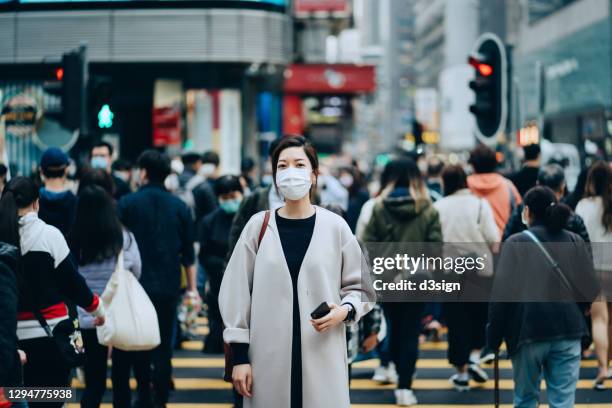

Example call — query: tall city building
[513,0,612,161]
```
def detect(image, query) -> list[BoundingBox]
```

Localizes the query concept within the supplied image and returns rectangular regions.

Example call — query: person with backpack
[433,164,499,391]
[467,144,521,235]
[0,177,105,407]
[487,186,599,408]
[575,161,612,389]
[219,136,374,408]
[69,170,142,408]
[362,157,442,406]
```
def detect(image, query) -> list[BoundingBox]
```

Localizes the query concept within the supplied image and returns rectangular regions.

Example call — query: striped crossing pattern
[67,317,612,406]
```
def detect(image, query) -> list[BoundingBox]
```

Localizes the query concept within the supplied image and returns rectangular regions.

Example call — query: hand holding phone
[310,302,331,319]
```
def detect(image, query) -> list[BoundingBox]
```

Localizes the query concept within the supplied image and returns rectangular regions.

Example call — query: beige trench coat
[219,206,374,408]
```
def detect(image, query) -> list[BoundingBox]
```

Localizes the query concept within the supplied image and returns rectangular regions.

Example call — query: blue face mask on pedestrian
[91,156,108,169]
[220,198,242,214]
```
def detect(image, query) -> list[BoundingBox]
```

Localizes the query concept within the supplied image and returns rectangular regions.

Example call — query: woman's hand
[17,349,27,365]
[93,316,105,327]
[232,364,253,398]
[310,303,349,333]
[361,333,378,353]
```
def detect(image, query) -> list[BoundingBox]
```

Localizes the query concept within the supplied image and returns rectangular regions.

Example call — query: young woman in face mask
[198,175,244,354]
[219,136,375,408]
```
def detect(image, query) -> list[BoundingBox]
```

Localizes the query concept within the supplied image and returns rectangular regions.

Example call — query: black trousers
[18,336,71,408]
[444,302,488,367]
[135,297,178,405]
[81,329,108,408]
[382,302,425,389]
[111,349,152,408]
[204,267,224,353]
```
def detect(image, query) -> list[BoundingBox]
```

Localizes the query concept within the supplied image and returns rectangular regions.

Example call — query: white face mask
[276,167,312,201]
[199,163,216,178]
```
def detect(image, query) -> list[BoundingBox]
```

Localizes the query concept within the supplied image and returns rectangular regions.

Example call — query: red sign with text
[284,64,376,94]
[295,0,348,13]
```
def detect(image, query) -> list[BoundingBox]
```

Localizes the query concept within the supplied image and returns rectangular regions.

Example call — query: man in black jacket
[118,150,198,408]
[502,164,590,242]
[0,242,21,388]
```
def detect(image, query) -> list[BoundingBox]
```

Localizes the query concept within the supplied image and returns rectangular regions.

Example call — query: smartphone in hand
[310,302,331,319]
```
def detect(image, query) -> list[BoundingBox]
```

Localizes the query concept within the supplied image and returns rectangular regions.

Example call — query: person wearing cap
[38,147,77,237]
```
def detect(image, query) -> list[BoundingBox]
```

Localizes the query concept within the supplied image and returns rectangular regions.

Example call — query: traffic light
[468,33,508,140]
[42,46,88,132]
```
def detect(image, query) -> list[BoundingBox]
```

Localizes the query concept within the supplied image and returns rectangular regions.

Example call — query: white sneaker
[372,362,398,384]
[387,362,399,384]
[394,389,418,406]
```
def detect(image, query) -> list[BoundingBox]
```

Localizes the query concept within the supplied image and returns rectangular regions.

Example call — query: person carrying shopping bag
[69,169,144,408]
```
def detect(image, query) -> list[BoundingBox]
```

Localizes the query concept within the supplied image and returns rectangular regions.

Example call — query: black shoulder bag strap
[523,230,574,295]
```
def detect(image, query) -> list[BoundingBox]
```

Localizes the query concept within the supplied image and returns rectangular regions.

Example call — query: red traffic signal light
[55,68,64,81]
[468,56,493,77]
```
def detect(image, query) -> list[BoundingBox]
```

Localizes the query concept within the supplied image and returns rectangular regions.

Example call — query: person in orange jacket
[467,145,522,235]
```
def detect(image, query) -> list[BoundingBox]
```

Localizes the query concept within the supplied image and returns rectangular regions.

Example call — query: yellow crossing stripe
[71,377,612,391]
[163,357,598,370]
[181,340,506,352]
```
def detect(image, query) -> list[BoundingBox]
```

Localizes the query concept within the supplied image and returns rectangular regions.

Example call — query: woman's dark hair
[386,157,429,201]
[523,186,571,233]
[469,144,498,174]
[583,160,612,231]
[137,149,171,184]
[78,168,116,197]
[70,185,123,265]
[214,175,243,197]
[271,136,319,198]
[0,177,40,247]
[441,165,468,196]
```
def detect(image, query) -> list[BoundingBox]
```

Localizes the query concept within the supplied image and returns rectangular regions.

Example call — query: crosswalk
[67,317,612,407]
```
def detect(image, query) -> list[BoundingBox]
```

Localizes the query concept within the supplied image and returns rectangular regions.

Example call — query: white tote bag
[97,252,161,351]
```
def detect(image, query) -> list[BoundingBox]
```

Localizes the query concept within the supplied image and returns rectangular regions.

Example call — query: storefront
[282,63,376,154]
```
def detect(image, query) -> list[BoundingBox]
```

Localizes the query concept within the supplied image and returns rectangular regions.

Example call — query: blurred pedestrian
[38,147,77,237]
[426,156,444,202]
[488,186,598,408]
[0,239,21,389]
[241,157,257,192]
[191,151,221,223]
[118,150,199,408]
[363,157,442,406]
[0,177,105,407]
[338,166,369,233]
[198,175,244,354]
[219,136,374,408]
[0,163,7,193]
[511,144,541,197]
[434,165,499,391]
[69,171,142,408]
[90,141,131,200]
[467,144,521,235]
[575,161,612,388]
[503,164,590,242]
[112,159,133,189]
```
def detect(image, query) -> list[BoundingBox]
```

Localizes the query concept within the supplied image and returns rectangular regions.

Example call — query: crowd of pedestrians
[0,137,610,408]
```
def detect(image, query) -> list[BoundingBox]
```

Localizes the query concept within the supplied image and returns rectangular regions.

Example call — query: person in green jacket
[362,156,442,407]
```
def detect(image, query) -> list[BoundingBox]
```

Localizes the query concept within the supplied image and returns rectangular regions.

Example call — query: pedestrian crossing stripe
[181,340,508,352]
[66,405,612,408]
[165,357,599,370]
[71,377,612,390]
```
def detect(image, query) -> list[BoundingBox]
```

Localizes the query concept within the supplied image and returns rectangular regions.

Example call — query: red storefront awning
[284,64,376,94]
